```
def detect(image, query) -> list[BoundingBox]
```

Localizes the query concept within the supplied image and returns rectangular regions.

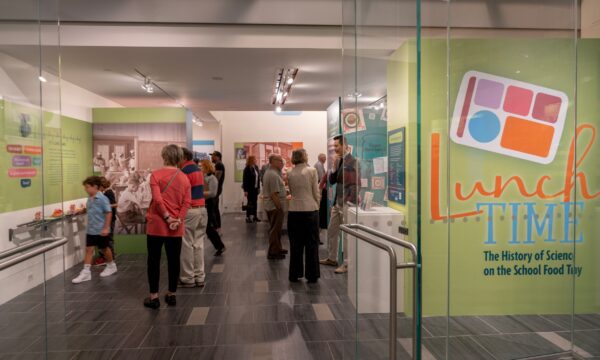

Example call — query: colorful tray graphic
[450,71,568,164]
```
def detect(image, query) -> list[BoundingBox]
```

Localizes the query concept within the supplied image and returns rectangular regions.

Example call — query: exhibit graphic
[233,142,303,182]
[93,121,186,234]
[450,71,568,164]
[341,108,367,134]
[0,99,92,214]
[192,140,215,160]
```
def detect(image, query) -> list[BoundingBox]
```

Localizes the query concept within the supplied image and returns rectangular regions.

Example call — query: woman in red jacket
[144,144,191,309]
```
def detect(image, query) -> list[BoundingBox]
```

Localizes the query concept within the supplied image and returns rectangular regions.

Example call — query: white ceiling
[0,0,584,120]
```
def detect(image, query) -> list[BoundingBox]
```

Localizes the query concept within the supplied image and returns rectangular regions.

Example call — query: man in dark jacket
[242,156,261,223]
[319,135,357,274]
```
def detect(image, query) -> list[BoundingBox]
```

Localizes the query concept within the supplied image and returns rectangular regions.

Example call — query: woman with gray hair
[144,144,191,309]
[286,148,321,283]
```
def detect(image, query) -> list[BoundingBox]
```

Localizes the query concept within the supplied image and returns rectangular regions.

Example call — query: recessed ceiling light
[38,76,47,83]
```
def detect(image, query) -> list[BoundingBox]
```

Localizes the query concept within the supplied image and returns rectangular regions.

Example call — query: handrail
[0,238,63,261]
[0,237,67,271]
[340,224,419,360]
[345,223,418,260]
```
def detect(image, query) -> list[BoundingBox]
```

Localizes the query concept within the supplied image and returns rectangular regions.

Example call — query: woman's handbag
[242,196,248,211]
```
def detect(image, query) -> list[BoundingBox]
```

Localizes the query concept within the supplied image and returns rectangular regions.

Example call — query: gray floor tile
[206,306,254,324]
[27,334,126,352]
[288,321,350,342]
[141,324,219,347]
[70,350,116,360]
[423,336,495,360]
[111,347,176,360]
[0,337,40,355]
[217,323,289,344]
[172,345,251,360]
[557,329,600,357]
[328,339,412,360]
[474,333,564,360]
[423,316,500,337]
[542,314,600,331]
[479,315,568,333]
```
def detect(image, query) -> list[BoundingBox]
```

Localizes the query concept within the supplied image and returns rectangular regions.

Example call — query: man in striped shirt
[179,147,209,287]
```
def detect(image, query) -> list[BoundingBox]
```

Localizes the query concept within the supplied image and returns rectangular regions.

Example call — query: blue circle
[468,110,501,143]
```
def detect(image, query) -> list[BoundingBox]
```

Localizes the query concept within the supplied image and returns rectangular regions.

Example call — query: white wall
[192,121,222,151]
[212,111,327,213]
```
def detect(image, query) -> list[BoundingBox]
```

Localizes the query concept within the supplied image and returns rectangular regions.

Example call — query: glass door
[342,0,600,359]
[341,0,421,358]
[0,0,65,357]
[424,0,594,359]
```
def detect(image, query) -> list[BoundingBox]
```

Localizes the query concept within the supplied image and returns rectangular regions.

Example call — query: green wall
[0,99,92,213]
[388,39,600,316]
[92,107,186,124]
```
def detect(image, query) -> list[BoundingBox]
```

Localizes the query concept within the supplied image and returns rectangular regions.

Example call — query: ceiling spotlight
[141,77,154,93]
[38,76,47,83]
[379,102,385,109]
[275,106,282,113]
[272,68,298,105]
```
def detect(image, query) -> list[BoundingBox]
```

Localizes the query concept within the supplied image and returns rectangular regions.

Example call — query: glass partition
[342,0,420,358]
[0,0,65,357]
[441,1,579,359]
[344,0,599,359]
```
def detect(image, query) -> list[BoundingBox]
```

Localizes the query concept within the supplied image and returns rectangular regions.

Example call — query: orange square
[500,116,554,157]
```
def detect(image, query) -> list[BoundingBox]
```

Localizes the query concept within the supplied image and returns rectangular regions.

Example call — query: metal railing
[0,237,68,271]
[340,223,418,360]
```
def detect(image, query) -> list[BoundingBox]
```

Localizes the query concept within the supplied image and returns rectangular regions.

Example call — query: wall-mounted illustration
[233,142,303,182]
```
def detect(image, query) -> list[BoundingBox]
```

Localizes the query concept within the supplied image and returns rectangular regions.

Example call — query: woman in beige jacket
[286,148,321,283]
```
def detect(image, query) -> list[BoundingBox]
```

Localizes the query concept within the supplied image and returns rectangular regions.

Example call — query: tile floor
[0,214,598,359]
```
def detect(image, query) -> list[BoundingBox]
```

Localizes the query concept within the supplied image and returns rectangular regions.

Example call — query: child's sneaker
[100,263,117,277]
[72,269,91,284]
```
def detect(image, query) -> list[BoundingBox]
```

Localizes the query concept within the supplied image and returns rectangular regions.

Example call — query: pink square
[532,93,562,123]
[503,86,533,116]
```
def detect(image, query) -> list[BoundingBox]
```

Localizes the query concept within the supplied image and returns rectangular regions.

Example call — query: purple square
[474,79,504,109]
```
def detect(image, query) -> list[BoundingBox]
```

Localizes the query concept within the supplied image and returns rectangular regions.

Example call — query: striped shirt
[181,161,205,207]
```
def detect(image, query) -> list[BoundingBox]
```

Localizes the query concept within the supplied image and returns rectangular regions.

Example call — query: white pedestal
[347,206,406,314]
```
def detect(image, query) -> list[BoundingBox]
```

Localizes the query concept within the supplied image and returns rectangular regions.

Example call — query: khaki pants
[266,208,284,256]
[327,204,346,264]
[180,207,208,284]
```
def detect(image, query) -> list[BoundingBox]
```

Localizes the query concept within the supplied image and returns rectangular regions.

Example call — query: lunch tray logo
[450,71,568,164]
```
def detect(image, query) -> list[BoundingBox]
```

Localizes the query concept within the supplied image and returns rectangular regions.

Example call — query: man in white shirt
[314,153,326,183]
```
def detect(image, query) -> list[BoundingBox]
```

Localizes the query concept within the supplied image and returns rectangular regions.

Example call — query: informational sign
[387,38,600,315]
[0,99,92,213]
[388,127,406,205]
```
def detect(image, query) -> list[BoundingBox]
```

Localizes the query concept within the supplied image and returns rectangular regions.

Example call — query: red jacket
[146,167,191,237]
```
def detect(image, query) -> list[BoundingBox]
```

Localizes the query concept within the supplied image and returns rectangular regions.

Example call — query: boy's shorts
[86,234,110,249]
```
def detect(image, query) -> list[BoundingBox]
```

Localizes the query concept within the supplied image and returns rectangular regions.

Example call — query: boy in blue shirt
[72,176,118,283]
